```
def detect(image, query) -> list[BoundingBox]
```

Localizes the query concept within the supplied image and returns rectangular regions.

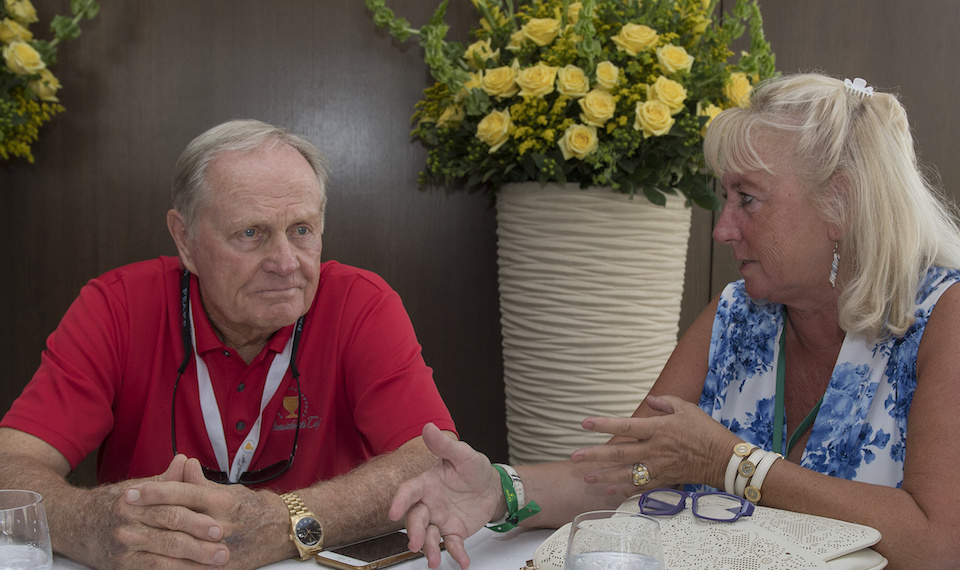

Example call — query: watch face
[295,517,323,547]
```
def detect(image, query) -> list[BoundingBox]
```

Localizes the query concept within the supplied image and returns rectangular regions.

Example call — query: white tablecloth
[52,527,556,570]
[50,520,889,570]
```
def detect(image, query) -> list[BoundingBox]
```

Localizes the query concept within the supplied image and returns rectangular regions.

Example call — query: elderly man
[0,120,457,568]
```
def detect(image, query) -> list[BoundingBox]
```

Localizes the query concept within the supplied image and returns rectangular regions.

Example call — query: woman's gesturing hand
[571,394,741,494]
[389,422,506,569]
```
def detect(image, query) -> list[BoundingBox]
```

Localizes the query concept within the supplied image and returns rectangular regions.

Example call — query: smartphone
[315,530,440,570]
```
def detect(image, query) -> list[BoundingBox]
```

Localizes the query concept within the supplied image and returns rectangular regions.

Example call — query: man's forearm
[0,435,227,570]
[299,434,447,547]
[0,452,110,565]
[0,431,447,568]
[218,434,447,567]
[198,433,449,568]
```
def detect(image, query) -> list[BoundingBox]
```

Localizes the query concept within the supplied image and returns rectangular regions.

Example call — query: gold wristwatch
[280,492,324,560]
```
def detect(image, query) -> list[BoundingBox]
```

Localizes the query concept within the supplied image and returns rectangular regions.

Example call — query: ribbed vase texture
[496,183,692,464]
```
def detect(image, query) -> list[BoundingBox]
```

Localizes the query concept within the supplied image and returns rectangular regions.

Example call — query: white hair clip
[844,77,874,98]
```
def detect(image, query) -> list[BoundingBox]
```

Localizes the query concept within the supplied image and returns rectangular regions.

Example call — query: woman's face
[711,142,837,308]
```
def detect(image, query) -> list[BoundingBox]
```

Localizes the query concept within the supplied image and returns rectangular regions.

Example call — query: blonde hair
[704,73,960,341]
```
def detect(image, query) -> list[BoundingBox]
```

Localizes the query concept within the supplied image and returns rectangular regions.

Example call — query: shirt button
[237,383,245,392]
[222,350,231,357]
[236,421,246,431]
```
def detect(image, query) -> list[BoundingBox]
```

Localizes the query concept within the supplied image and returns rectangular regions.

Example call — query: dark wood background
[2,1,957,485]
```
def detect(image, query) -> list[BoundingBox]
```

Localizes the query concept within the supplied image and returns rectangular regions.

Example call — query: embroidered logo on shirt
[273,389,321,431]
[282,395,299,418]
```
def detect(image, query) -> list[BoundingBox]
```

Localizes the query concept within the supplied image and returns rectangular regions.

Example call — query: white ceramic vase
[495,182,692,464]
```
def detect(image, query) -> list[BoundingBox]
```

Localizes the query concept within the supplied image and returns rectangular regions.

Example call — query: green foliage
[367,0,777,209]
[1,0,99,162]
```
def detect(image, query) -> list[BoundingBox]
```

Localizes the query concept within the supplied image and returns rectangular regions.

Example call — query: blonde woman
[392,73,960,570]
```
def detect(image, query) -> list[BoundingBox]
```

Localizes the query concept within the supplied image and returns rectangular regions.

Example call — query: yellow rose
[647,76,687,115]
[456,71,484,102]
[27,67,60,101]
[634,100,676,138]
[506,30,525,51]
[522,18,561,46]
[4,0,38,24]
[465,71,483,90]
[2,40,44,75]
[578,89,616,127]
[436,104,464,127]
[724,71,753,107]
[656,45,694,74]
[612,23,659,56]
[482,65,519,98]
[558,124,598,160]
[516,63,558,97]
[557,65,589,98]
[691,14,711,36]
[595,61,619,91]
[698,102,722,136]
[567,2,583,25]
[476,109,512,153]
[0,17,33,43]
[464,38,499,69]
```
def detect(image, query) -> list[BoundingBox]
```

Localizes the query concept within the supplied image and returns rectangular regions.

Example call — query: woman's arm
[576,286,960,569]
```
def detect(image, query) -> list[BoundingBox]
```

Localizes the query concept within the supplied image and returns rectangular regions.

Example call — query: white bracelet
[724,452,741,494]
[493,463,526,511]
[734,449,766,498]
[488,464,525,526]
[725,442,756,494]
[744,452,781,504]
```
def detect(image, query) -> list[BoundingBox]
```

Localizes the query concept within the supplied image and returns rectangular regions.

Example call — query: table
[51,512,889,570]
[52,527,557,570]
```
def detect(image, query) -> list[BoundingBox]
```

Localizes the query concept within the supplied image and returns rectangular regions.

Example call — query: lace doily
[533,496,885,570]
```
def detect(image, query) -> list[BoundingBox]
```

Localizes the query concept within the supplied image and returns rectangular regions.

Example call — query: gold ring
[631,462,651,486]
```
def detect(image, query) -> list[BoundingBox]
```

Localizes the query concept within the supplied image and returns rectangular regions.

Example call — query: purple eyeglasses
[638,489,754,522]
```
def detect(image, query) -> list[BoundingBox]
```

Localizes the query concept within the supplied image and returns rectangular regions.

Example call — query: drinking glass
[564,510,665,570]
[0,490,53,570]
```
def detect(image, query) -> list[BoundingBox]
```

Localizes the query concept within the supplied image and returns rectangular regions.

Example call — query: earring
[829,242,839,288]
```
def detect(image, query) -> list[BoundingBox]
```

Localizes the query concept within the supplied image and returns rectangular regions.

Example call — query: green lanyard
[772,314,825,456]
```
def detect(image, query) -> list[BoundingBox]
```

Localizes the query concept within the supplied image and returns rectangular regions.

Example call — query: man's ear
[166,209,197,273]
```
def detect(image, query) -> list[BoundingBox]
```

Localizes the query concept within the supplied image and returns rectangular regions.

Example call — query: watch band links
[281,492,311,517]
[280,492,324,560]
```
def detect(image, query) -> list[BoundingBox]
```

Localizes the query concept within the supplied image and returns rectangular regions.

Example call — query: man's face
[174,144,324,349]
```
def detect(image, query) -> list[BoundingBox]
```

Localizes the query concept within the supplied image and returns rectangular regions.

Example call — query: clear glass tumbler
[564,510,665,570]
[0,490,53,570]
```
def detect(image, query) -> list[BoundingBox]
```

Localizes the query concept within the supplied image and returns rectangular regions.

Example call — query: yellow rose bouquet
[1,0,99,162]
[367,0,776,208]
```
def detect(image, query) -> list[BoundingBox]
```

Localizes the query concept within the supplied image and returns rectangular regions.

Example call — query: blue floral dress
[696,266,960,489]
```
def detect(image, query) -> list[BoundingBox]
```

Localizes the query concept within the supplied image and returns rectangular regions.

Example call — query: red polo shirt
[1,256,456,491]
